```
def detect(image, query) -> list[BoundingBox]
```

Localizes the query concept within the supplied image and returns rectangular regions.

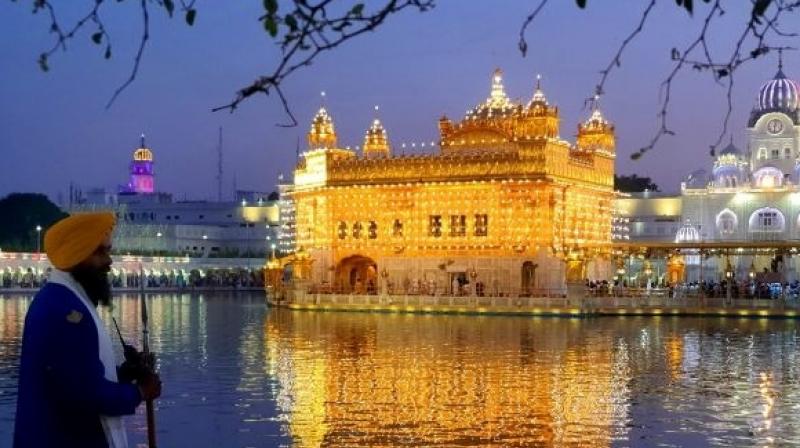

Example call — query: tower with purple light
[123,134,155,194]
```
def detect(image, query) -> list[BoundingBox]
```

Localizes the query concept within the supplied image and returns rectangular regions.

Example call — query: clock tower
[747,61,800,184]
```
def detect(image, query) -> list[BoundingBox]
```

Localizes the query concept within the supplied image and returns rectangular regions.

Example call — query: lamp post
[156,231,162,256]
[35,225,42,258]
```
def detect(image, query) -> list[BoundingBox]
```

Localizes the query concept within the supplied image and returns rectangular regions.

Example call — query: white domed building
[617,63,800,284]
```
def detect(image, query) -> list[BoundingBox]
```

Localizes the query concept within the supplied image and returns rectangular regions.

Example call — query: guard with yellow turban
[14,212,161,448]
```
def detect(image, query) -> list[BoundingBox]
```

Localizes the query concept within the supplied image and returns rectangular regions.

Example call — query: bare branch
[213,0,435,123]
[517,0,550,57]
[106,0,150,109]
[594,0,657,98]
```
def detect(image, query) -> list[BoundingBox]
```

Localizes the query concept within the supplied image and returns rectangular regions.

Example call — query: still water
[2,292,800,447]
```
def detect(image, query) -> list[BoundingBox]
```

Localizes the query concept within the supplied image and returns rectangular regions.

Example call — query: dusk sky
[1,1,795,201]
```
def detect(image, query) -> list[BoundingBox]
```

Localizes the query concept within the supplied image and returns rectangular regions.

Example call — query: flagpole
[140,263,157,447]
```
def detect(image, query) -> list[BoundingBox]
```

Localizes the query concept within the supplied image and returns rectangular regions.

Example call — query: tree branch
[106,0,149,109]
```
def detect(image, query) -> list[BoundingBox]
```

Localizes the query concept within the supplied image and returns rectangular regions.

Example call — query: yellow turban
[45,212,116,270]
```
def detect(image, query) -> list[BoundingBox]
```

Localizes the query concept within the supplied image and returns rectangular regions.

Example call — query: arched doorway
[521,261,538,295]
[667,256,685,285]
[335,255,378,293]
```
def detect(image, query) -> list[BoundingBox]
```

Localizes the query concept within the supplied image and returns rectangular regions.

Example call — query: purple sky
[0,2,794,201]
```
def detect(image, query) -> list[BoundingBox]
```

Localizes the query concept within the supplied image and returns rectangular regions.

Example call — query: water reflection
[3,293,800,447]
[265,312,800,447]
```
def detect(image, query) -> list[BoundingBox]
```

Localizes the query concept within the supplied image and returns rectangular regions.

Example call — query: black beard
[71,266,112,308]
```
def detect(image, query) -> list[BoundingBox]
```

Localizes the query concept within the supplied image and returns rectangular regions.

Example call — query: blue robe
[14,283,142,448]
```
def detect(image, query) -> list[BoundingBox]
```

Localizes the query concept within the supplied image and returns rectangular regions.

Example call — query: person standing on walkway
[14,212,161,448]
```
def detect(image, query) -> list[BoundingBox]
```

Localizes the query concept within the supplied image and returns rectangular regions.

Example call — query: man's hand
[138,372,162,402]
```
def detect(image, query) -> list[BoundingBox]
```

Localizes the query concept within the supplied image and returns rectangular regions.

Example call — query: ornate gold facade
[292,69,616,293]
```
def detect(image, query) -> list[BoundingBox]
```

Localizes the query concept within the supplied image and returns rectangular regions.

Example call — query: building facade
[291,69,616,294]
[617,64,800,284]
[71,138,281,257]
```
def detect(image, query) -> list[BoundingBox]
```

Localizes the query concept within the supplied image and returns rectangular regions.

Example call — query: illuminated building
[290,69,616,293]
[277,175,297,256]
[616,62,800,284]
[69,135,282,257]
[121,134,156,194]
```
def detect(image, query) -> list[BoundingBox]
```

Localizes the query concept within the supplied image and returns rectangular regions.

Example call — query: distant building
[70,137,280,257]
[277,177,296,256]
[615,62,800,284]
[120,135,156,194]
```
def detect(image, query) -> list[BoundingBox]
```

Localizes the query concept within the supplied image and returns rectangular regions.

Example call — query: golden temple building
[291,69,616,294]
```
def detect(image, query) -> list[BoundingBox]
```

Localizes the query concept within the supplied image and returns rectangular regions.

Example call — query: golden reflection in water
[0,296,30,344]
[264,311,632,447]
[665,335,684,381]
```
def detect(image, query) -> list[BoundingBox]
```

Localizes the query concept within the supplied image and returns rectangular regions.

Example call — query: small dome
[363,117,390,158]
[758,69,800,112]
[133,135,153,161]
[465,68,519,120]
[308,106,338,149]
[719,140,740,156]
[133,147,153,162]
[675,220,700,243]
[526,74,549,109]
[311,107,334,132]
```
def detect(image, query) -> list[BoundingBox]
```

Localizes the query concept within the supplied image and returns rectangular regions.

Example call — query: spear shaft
[140,264,157,447]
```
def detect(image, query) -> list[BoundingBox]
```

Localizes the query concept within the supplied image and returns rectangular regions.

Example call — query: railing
[277,288,800,312]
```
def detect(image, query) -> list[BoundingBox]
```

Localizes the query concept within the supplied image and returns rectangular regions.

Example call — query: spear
[140,264,157,447]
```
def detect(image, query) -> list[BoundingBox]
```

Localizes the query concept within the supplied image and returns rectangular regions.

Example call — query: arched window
[785,147,792,159]
[716,209,738,236]
[758,148,767,160]
[337,221,347,239]
[753,166,784,188]
[748,207,785,233]
[368,221,377,239]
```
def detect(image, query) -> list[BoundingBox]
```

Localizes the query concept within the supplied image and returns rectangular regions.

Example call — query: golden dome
[526,74,549,109]
[465,68,521,120]
[363,109,391,158]
[308,107,338,149]
[576,99,615,156]
[133,135,153,161]
[133,148,153,161]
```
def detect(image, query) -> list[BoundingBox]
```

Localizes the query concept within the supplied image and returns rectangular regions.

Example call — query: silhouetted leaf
[285,14,298,31]
[264,17,278,37]
[576,0,587,8]
[351,3,365,16]
[91,32,103,44]
[752,0,772,18]
[676,0,693,15]
[185,8,196,26]
[631,152,642,160]
[717,68,728,78]
[163,0,174,17]
[264,0,278,14]
[105,45,112,59]
[37,53,48,72]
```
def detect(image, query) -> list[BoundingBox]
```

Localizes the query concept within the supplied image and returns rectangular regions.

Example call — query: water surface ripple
[1,293,799,447]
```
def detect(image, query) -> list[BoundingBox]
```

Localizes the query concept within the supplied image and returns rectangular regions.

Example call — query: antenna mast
[217,127,223,202]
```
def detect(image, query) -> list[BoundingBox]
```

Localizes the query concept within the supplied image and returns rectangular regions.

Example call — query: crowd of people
[1,267,266,290]
[584,278,800,300]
